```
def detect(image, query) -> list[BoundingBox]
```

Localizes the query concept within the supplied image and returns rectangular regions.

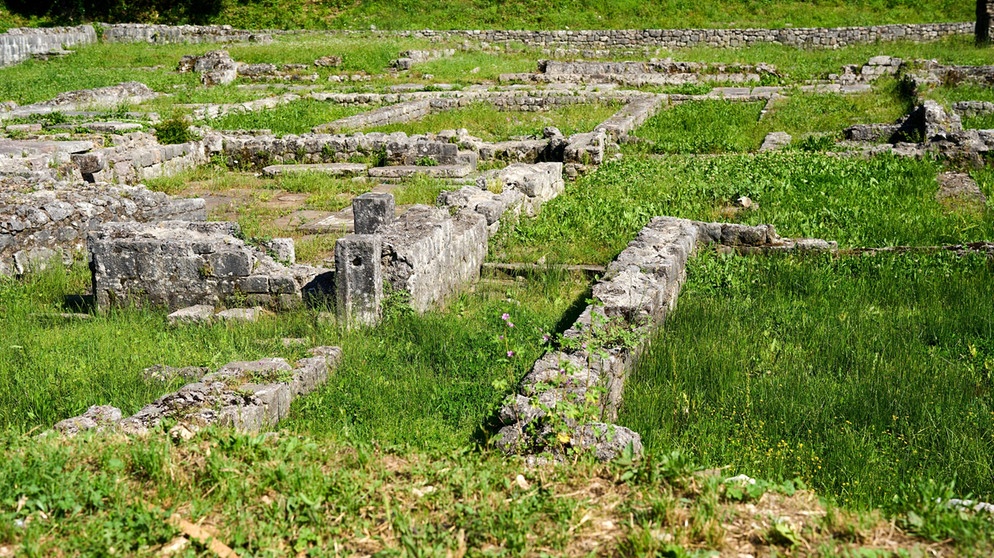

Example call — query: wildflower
[507,322,514,328]
[542,334,550,343]
[498,335,505,341]
[501,313,510,321]
[507,350,515,358]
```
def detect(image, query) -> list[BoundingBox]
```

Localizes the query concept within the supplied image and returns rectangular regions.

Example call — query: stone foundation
[55,346,340,437]
[0,183,205,276]
[0,25,97,68]
[88,221,332,310]
[495,217,836,462]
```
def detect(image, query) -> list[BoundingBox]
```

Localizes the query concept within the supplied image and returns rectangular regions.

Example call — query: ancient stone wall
[55,346,341,438]
[101,24,271,44]
[0,183,205,276]
[0,25,97,68]
[381,23,972,49]
[495,217,837,462]
[88,221,332,310]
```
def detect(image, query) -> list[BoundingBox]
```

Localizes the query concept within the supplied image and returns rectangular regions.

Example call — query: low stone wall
[380,206,489,313]
[954,101,994,117]
[389,23,972,49]
[0,25,97,68]
[55,347,341,438]
[314,99,432,133]
[335,163,567,324]
[0,82,158,119]
[0,183,205,276]
[88,221,332,310]
[495,217,836,462]
[82,132,211,184]
[595,96,664,141]
[101,23,271,45]
[216,130,461,167]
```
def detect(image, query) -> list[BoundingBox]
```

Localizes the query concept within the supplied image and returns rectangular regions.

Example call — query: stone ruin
[55,346,340,438]
[88,221,332,310]
[177,50,318,85]
[495,218,836,462]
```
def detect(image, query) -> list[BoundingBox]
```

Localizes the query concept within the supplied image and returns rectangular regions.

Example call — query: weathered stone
[54,405,123,437]
[380,206,487,313]
[262,238,295,265]
[353,192,396,234]
[216,306,265,322]
[368,164,471,179]
[759,131,792,152]
[335,234,383,327]
[167,304,215,324]
[936,171,988,211]
[261,162,367,177]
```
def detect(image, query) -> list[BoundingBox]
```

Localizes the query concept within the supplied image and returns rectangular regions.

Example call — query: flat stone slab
[216,306,267,322]
[0,139,95,157]
[84,121,144,133]
[936,172,987,211]
[368,164,473,179]
[300,210,355,233]
[167,304,215,324]
[262,162,368,178]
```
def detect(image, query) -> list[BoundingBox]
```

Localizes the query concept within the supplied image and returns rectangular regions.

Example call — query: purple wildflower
[501,313,510,321]
[507,350,515,358]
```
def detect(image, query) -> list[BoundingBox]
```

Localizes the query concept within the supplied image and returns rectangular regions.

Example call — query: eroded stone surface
[55,347,340,437]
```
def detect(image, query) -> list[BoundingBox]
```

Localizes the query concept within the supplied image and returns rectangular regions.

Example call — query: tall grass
[366,102,619,141]
[213,0,972,30]
[0,263,586,447]
[207,99,366,135]
[620,251,994,508]
[495,153,994,264]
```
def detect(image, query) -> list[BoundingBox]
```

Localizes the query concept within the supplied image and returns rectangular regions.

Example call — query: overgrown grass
[207,99,366,135]
[391,174,450,206]
[633,100,766,153]
[494,153,994,264]
[620,251,994,510]
[0,263,585,447]
[206,0,972,30]
[635,86,908,154]
[366,102,620,141]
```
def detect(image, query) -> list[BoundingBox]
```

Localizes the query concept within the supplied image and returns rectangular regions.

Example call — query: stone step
[368,164,474,179]
[262,162,368,178]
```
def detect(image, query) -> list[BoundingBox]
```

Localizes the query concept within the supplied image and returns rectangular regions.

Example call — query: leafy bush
[153,115,194,145]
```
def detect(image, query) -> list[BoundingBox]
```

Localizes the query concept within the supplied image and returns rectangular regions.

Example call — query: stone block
[335,234,383,327]
[352,192,395,234]
[167,304,215,324]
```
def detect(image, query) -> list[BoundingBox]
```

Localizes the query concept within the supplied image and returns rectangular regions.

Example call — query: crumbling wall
[0,25,97,68]
[379,206,489,313]
[0,183,205,276]
[101,24,271,45]
[495,217,836,462]
[390,23,972,49]
[88,221,331,310]
[55,347,341,438]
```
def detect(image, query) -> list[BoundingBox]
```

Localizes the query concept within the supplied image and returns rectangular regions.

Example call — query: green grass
[494,153,994,264]
[635,86,908,154]
[0,263,585,447]
[633,100,767,154]
[391,174,451,206]
[366,102,620,141]
[206,99,367,135]
[204,0,972,30]
[620,251,994,509]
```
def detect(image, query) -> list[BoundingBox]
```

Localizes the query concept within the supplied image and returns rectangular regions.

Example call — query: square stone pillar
[334,234,382,327]
[979,0,994,44]
[352,192,395,234]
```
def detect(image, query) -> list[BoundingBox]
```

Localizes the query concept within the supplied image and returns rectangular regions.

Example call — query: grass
[366,102,620,141]
[206,99,367,135]
[494,153,994,264]
[177,0,973,30]
[11,429,983,557]
[620,251,994,510]
[634,85,909,154]
[0,263,585,444]
[391,174,451,206]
